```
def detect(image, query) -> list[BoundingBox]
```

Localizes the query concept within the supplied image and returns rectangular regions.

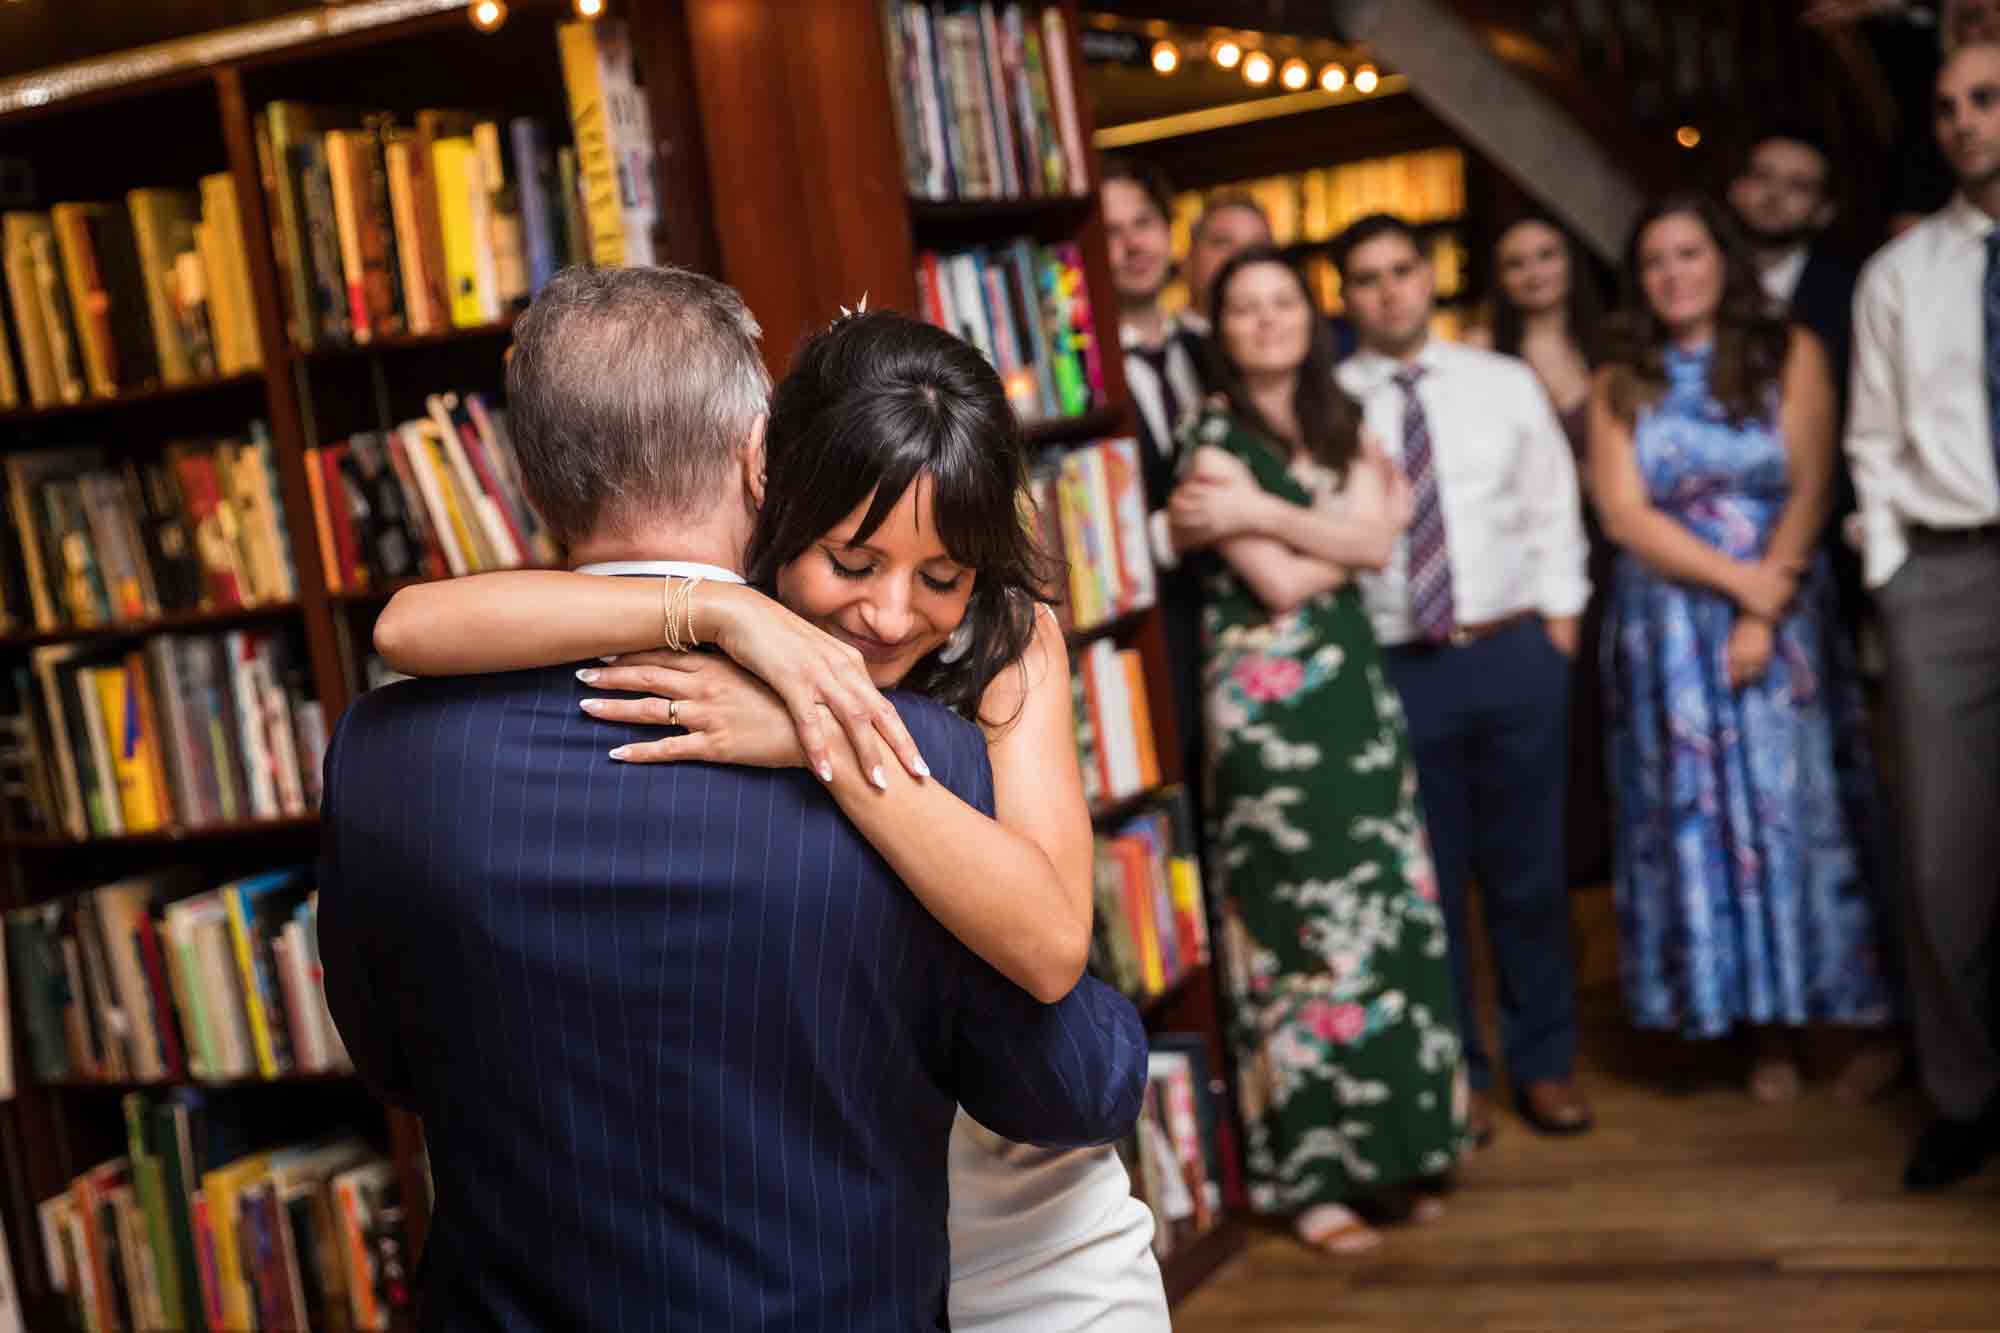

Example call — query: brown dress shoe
[1467,1089,1497,1148]
[1517,1079,1594,1136]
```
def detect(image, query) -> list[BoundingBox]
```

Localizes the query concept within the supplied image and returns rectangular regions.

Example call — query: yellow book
[222,885,280,1078]
[557,19,629,266]
[1168,856,1209,961]
[192,219,239,377]
[198,173,262,373]
[421,429,491,571]
[49,203,117,398]
[431,136,484,328]
[91,663,165,832]
[125,188,200,385]
[199,1153,272,1330]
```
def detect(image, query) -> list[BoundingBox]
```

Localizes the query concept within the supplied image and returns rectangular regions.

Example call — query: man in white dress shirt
[1333,214,1595,1144]
[1847,41,2000,1190]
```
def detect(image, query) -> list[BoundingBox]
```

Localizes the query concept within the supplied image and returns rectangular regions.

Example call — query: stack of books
[1071,637,1161,809]
[882,2,1090,201]
[916,238,1103,424]
[40,1107,408,1332]
[6,869,350,1085]
[1028,435,1154,633]
[1130,1038,1227,1260]
[5,628,323,840]
[254,19,657,350]
[0,178,261,411]
[1088,787,1209,1001]
[0,427,298,635]
[305,390,555,591]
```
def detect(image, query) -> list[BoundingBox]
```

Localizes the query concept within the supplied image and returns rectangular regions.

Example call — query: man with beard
[1729,128,1867,642]
[1847,41,2000,1189]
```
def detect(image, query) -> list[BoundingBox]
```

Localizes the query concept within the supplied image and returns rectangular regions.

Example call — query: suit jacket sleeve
[316,711,418,1110]
[895,696,1149,1149]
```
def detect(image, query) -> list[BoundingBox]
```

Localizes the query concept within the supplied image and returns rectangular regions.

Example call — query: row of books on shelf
[0,428,296,635]
[0,628,323,841]
[7,867,346,1086]
[1090,788,1208,1003]
[883,2,1090,202]
[42,1110,408,1332]
[305,392,555,591]
[257,18,656,351]
[916,238,1103,426]
[1072,636,1161,809]
[1130,1040,1228,1261]
[1028,435,1154,633]
[1168,148,1468,255]
[0,178,262,412]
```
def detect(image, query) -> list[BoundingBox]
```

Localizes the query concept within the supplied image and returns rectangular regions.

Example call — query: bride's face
[775,474,976,688]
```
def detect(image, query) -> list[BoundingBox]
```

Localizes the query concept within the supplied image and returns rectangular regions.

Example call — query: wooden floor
[1173,900,2000,1332]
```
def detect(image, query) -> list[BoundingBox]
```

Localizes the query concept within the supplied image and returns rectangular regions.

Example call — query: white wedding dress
[946,1110,1171,1331]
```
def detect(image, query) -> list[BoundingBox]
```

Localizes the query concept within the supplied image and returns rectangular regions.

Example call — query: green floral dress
[1188,404,1468,1212]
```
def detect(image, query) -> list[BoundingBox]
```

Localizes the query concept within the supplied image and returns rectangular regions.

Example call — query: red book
[132,913,188,1078]
[166,447,246,609]
[454,417,530,561]
[319,443,364,590]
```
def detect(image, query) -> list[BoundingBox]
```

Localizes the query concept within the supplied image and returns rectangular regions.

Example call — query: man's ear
[743,413,769,509]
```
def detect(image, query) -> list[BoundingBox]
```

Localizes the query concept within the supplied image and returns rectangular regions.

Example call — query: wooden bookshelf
[0,813,319,852]
[685,0,1245,1307]
[0,371,267,427]
[0,599,302,650]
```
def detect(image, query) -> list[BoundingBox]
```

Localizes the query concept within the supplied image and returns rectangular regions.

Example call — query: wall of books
[1163,146,1473,341]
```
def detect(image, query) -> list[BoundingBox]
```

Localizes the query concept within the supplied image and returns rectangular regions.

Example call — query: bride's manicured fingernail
[912,758,931,778]
[579,698,603,714]
[576,668,600,683]
[609,746,632,760]
[870,765,888,790]
[818,762,834,783]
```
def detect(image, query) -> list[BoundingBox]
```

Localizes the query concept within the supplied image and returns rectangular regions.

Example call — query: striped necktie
[1397,365,1457,643]
[1986,231,2000,479]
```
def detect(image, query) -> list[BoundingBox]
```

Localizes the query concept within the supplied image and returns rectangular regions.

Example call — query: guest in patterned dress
[1590,194,1895,1102]
[1166,246,1466,1255]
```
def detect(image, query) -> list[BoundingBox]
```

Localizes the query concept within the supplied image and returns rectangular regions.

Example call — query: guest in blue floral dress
[1589,194,1895,1102]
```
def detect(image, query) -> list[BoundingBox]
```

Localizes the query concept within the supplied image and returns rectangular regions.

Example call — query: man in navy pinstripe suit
[319,268,1148,1331]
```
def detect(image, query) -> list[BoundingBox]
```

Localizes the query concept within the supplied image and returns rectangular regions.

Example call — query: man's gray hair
[506,265,771,544]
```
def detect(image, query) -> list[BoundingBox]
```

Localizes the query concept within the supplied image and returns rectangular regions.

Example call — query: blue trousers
[1385,619,1579,1090]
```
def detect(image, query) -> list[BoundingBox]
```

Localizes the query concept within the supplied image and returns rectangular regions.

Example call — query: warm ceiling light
[1242,51,1274,86]
[573,0,604,17]
[468,0,506,30]
[1211,39,1243,70]
[1676,124,1702,148]
[1279,58,1310,91]
[1319,62,1348,93]
[1151,40,1180,74]
[1353,63,1379,93]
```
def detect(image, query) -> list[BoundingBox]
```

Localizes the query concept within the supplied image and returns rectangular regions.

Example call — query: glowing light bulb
[1211,39,1242,70]
[1279,58,1310,91]
[1319,62,1347,93]
[573,0,604,17]
[1151,40,1180,74]
[1353,63,1379,93]
[469,0,507,31]
[1242,51,1274,86]
[1676,124,1702,148]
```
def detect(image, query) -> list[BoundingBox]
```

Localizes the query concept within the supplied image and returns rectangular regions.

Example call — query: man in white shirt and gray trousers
[1333,214,1596,1144]
[1848,41,2000,1191]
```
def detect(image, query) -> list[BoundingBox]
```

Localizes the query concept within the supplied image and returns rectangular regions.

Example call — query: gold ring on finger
[668,699,680,728]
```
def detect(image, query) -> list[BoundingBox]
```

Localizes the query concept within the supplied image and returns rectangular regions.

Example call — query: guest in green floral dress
[1168,247,1467,1254]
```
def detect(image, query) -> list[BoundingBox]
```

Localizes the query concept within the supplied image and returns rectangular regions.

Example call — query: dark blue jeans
[1385,619,1579,1091]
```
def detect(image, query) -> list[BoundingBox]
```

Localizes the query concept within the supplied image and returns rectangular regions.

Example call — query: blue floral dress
[1604,344,1892,1038]
[1190,405,1467,1212]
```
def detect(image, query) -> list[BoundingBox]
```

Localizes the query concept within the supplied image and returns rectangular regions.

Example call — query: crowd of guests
[1100,35,2000,1254]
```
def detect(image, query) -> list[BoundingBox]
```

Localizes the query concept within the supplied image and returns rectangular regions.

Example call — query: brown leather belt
[1441,609,1537,648]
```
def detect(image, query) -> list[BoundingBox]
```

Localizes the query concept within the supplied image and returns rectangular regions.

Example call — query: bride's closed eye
[822,545,966,594]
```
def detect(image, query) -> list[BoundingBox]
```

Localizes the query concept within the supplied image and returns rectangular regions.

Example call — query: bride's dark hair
[745,310,1052,722]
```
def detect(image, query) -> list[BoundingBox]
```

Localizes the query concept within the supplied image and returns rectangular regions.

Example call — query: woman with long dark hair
[1590,194,1894,1102]
[1166,245,1466,1254]
[1470,215,1615,886]
[371,310,1170,1329]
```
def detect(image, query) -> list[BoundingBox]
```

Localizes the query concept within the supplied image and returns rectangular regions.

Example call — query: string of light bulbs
[470,0,604,32]
[1146,33,1381,97]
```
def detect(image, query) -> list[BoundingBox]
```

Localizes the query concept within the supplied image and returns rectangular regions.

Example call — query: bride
[373,308,1171,1330]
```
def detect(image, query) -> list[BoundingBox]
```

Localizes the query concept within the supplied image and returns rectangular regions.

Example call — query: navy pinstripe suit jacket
[319,665,1148,1332]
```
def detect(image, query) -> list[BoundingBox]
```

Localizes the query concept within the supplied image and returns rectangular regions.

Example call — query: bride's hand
[578,650,814,770]
[696,583,927,787]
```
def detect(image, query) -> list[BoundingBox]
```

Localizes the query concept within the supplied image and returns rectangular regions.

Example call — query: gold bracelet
[683,576,704,647]
[661,577,685,652]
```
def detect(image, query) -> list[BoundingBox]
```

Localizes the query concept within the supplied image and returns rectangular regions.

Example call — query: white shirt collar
[1342,336,1448,390]
[1945,193,1999,240]
[1760,246,1810,307]
[575,560,746,584]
